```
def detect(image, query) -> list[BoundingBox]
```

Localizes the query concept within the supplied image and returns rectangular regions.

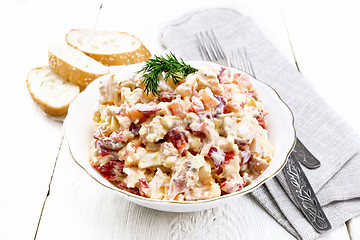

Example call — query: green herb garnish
[137,52,198,95]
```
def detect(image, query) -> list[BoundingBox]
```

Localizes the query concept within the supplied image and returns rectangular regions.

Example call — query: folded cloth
[161,8,360,240]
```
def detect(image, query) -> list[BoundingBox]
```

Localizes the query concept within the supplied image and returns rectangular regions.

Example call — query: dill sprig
[137,52,198,95]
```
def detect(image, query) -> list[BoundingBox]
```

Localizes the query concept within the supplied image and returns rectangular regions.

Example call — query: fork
[196,30,331,233]
[196,30,227,65]
[226,47,256,77]
[196,30,253,74]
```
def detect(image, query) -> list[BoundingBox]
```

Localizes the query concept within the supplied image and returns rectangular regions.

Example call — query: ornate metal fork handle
[285,152,331,232]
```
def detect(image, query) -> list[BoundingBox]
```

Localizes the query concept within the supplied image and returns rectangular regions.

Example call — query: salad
[90,54,273,201]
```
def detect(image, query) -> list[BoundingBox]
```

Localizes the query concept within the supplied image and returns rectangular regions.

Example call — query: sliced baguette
[49,42,109,87]
[65,29,151,66]
[26,66,80,117]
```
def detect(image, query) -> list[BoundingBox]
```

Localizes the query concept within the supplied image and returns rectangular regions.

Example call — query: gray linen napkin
[160,8,360,240]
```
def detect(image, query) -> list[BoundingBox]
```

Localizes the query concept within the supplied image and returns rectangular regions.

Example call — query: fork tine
[233,50,241,69]
[196,30,256,76]
[210,30,225,59]
[244,47,256,77]
[196,33,208,61]
[196,30,226,63]
[197,32,214,61]
[226,50,232,68]
[238,48,246,71]
[204,31,220,61]
[228,47,256,78]
[226,50,235,68]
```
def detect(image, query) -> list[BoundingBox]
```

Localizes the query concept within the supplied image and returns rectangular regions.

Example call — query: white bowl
[63,61,296,212]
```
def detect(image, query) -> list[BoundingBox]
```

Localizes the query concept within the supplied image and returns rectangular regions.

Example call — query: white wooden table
[1,0,359,239]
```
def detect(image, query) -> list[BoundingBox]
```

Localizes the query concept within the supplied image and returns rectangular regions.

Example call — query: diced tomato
[225,151,236,163]
[95,140,113,157]
[208,148,236,168]
[117,182,127,190]
[169,100,187,118]
[188,102,204,113]
[223,103,232,114]
[200,88,220,109]
[188,96,205,113]
[224,100,245,114]
[159,92,177,102]
[109,131,127,142]
[95,160,124,181]
[139,178,150,197]
[117,182,140,195]
[166,127,189,152]
[233,72,252,90]
[220,174,246,193]
[233,73,241,79]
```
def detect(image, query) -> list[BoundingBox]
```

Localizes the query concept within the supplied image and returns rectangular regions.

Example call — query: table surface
[1,0,360,239]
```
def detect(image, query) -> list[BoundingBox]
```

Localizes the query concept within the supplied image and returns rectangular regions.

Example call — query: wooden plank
[0,1,101,239]
[318,225,350,240]
[347,215,360,240]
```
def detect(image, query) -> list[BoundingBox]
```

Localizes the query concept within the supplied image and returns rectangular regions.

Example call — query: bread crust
[26,66,79,117]
[81,43,151,66]
[48,50,108,87]
[66,30,151,66]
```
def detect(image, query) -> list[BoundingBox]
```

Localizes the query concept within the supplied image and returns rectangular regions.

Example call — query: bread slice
[49,42,109,87]
[26,66,80,117]
[65,29,151,66]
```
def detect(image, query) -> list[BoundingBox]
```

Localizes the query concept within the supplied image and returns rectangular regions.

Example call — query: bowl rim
[63,60,297,205]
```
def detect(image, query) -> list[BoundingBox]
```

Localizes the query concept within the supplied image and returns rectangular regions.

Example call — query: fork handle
[293,138,321,169]
[284,154,331,232]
